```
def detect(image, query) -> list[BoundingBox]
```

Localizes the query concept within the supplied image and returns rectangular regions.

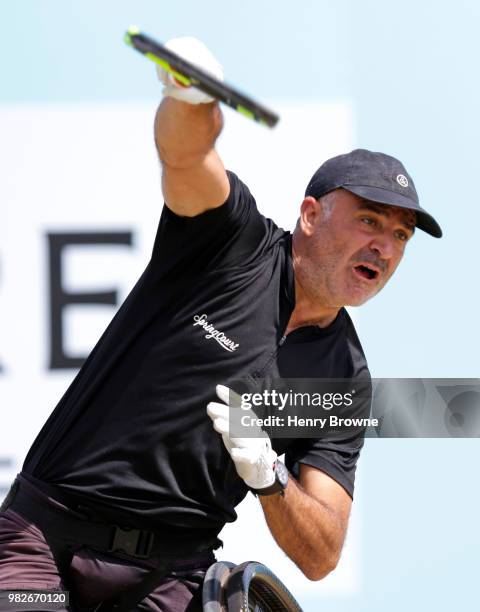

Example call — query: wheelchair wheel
[202,561,236,612]
[226,561,303,612]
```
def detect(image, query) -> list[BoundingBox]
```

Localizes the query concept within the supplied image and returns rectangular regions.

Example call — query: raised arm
[153,37,230,217]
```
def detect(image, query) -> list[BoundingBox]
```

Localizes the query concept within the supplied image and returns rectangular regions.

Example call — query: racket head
[125,27,279,128]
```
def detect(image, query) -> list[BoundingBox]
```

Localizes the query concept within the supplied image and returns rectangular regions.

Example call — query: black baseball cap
[305,149,442,238]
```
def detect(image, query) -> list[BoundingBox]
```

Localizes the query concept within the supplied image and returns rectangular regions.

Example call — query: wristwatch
[255,460,289,496]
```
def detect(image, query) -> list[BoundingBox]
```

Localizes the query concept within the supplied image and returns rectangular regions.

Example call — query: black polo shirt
[23,171,369,545]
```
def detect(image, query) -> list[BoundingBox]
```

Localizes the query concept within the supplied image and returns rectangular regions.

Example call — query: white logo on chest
[193,314,239,353]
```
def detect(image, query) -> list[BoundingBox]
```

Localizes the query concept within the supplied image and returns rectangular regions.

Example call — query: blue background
[2,1,479,610]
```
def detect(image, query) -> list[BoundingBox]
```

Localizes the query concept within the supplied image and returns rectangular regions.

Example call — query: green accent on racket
[144,53,192,86]
[236,105,255,120]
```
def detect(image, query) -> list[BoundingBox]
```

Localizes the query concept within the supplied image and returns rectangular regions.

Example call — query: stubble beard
[298,238,347,309]
[301,237,382,308]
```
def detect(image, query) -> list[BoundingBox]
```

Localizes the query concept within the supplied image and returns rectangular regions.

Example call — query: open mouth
[353,264,379,281]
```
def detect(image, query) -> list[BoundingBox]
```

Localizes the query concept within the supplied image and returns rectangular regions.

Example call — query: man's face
[296,188,416,307]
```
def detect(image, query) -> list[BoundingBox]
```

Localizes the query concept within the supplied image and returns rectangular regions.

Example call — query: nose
[368,235,395,260]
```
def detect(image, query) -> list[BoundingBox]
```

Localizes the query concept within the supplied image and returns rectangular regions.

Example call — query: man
[0,38,442,611]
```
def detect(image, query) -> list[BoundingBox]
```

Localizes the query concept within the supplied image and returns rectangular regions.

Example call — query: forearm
[154,97,224,169]
[259,476,347,581]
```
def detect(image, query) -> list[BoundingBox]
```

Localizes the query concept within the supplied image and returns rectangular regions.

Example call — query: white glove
[207,385,277,490]
[157,36,224,105]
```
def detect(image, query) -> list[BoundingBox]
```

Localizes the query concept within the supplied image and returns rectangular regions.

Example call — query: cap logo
[396,174,409,188]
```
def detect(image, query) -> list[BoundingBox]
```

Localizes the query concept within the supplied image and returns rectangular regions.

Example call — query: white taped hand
[157,36,224,105]
[207,385,277,491]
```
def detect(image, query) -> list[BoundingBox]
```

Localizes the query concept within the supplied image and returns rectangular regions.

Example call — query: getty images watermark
[226,378,480,439]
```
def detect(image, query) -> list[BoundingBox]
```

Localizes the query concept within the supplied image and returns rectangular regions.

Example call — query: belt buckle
[109,525,154,559]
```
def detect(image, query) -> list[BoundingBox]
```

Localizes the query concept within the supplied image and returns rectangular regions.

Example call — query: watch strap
[254,460,289,497]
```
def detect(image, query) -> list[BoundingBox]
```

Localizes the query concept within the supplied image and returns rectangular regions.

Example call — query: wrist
[253,460,289,497]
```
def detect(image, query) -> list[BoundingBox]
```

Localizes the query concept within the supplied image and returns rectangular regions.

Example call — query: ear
[298,196,322,237]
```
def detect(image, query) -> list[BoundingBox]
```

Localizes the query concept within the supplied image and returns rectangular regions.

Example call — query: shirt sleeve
[150,171,281,278]
[284,434,365,499]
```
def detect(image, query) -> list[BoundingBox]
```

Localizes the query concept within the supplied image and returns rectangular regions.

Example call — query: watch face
[276,461,289,488]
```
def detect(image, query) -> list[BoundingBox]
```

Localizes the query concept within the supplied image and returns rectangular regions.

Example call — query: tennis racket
[124,27,279,128]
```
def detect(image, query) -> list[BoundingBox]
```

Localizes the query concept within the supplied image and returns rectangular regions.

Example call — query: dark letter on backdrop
[48,232,133,369]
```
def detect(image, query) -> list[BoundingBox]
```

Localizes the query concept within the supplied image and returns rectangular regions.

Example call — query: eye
[361,216,377,227]
[395,229,409,242]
